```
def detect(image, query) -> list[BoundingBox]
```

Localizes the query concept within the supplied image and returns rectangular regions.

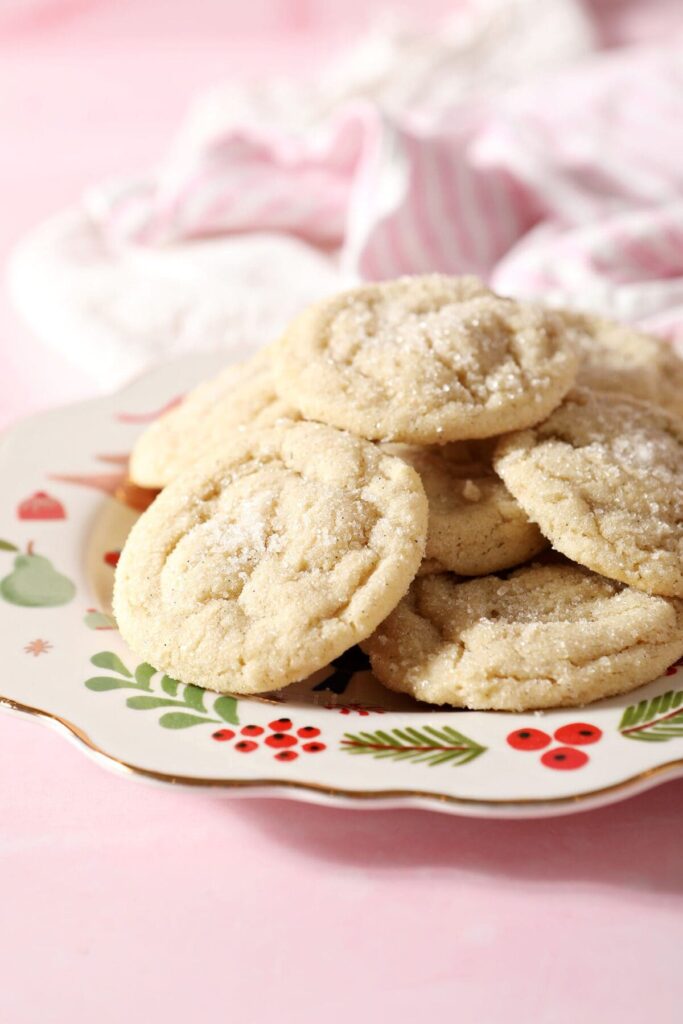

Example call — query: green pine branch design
[341,724,486,767]
[84,651,239,729]
[619,689,683,743]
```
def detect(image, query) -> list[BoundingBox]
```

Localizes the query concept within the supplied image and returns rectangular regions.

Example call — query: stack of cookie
[114,275,683,711]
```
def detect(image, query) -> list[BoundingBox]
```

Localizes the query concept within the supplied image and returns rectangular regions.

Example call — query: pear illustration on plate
[0,541,76,608]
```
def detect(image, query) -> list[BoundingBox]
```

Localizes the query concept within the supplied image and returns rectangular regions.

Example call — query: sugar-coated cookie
[363,562,683,710]
[384,441,547,576]
[559,310,683,418]
[495,388,683,597]
[114,421,428,694]
[129,348,298,488]
[274,275,579,443]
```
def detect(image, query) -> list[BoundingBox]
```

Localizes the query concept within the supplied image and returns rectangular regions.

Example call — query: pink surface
[2,4,682,1022]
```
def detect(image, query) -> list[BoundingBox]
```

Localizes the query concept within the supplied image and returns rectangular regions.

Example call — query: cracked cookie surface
[129,347,298,488]
[114,420,428,694]
[559,310,683,417]
[494,388,683,597]
[273,275,579,443]
[384,441,547,576]
[363,562,683,709]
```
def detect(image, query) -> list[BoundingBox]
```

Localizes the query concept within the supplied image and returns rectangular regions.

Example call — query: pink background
[1,3,682,1021]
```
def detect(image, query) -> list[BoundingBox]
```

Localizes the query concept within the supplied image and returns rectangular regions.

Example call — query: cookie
[363,562,683,710]
[114,420,428,694]
[384,441,547,576]
[495,388,683,596]
[273,275,579,443]
[559,310,683,418]
[129,348,298,488]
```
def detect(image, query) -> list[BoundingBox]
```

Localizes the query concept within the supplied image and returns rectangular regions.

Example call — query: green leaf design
[161,675,179,697]
[126,696,182,711]
[86,676,138,692]
[85,651,239,733]
[134,662,156,689]
[183,684,206,713]
[90,651,131,677]
[341,724,486,767]
[214,695,239,725]
[159,712,216,730]
[0,540,18,552]
[619,689,683,742]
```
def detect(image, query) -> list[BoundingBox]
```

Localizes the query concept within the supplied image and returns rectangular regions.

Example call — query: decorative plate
[2,354,682,818]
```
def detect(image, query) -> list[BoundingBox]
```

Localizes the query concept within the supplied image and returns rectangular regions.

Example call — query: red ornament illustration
[17,491,66,521]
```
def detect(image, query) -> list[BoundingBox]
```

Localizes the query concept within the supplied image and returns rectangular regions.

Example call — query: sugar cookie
[363,562,683,709]
[385,441,547,575]
[115,421,428,694]
[495,388,683,597]
[559,310,683,418]
[274,275,579,443]
[129,348,297,488]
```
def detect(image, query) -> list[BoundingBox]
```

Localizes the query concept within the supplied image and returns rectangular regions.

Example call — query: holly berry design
[211,717,327,762]
[507,728,551,751]
[507,721,602,770]
[540,747,589,770]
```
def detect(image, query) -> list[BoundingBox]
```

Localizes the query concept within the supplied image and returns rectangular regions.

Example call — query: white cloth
[9,0,602,384]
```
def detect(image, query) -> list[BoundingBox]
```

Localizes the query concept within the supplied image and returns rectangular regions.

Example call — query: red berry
[104,550,121,568]
[274,750,298,762]
[212,729,235,742]
[269,717,293,731]
[339,707,350,715]
[541,747,588,770]
[302,742,326,754]
[265,733,297,749]
[666,664,679,676]
[241,725,264,737]
[554,722,602,746]
[507,727,551,751]
[235,740,258,753]
[297,726,320,739]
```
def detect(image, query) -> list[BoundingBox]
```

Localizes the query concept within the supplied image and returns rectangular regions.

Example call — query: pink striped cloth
[92,41,683,346]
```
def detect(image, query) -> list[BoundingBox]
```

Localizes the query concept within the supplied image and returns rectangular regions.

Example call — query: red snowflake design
[211,717,326,762]
[24,639,53,657]
[507,721,602,770]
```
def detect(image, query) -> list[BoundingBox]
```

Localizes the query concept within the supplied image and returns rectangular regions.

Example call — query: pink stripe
[410,138,459,272]
[434,141,470,273]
